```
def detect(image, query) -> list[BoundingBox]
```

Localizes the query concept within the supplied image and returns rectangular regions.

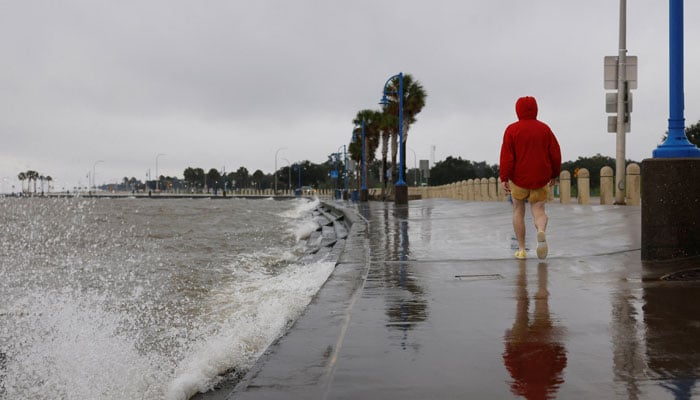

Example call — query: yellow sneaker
[514,249,527,260]
[536,231,548,259]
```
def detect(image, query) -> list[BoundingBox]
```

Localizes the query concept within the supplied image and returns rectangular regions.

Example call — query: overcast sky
[1,1,699,191]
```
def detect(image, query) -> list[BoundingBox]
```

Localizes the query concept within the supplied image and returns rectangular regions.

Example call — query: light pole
[221,166,226,196]
[281,157,291,192]
[92,160,104,191]
[353,121,368,201]
[653,0,700,158]
[343,144,348,198]
[275,147,287,194]
[407,146,418,186]
[155,153,166,192]
[380,72,408,204]
[335,145,345,199]
[298,163,302,190]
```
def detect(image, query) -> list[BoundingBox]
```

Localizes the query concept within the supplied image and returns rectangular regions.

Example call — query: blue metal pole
[653,0,700,158]
[335,151,339,190]
[361,120,367,191]
[335,151,340,198]
[397,72,406,186]
[343,145,348,195]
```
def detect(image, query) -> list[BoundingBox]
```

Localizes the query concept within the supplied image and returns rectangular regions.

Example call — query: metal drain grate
[454,274,503,281]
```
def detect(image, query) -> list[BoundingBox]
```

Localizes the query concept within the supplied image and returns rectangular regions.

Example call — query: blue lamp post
[353,121,368,202]
[335,145,345,199]
[653,0,700,158]
[343,144,348,199]
[380,72,408,204]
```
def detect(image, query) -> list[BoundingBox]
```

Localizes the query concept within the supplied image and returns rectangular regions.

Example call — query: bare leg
[530,201,548,233]
[512,198,527,251]
[531,201,549,259]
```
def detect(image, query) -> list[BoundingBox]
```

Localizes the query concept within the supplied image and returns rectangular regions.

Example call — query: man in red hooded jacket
[500,96,561,260]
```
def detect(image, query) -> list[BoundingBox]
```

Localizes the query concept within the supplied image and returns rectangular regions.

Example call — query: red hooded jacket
[499,97,561,189]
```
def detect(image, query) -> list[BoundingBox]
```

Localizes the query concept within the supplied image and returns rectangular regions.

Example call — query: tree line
[17,170,53,194]
[99,114,700,194]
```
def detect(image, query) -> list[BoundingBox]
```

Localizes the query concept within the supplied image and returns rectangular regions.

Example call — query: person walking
[499,96,561,260]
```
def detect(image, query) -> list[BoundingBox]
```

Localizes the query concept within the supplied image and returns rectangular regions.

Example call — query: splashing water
[0,197,334,399]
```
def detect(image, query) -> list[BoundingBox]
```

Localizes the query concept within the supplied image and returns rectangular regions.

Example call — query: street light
[221,166,226,196]
[335,145,346,199]
[343,144,348,198]
[352,121,368,202]
[155,153,166,192]
[282,157,291,192]
[652,0,700,159]
[92,160,104,191]
[275,147,287,194]
[380,72,408,204]
[407,146,418,186]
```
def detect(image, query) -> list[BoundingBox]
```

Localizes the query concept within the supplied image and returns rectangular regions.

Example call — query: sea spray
[0,197,335,400]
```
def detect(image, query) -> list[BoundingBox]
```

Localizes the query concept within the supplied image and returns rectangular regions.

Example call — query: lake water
[0,196,335,399]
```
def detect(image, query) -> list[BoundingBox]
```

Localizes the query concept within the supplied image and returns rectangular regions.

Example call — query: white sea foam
[277,197,322,242]
[165,259,336,400]
[3,292,169,400]
[294,219,321,242]
[278,197,319,220]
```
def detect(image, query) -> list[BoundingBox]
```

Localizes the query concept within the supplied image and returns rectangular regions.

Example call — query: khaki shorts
[510,181,548,203]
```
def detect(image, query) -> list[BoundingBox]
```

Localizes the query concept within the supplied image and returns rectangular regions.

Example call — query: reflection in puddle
[503,262,567,399]
[644,281,700,398]
[382,205,427,351]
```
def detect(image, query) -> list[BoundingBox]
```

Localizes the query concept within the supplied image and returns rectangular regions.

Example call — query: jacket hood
[515,96,538,120]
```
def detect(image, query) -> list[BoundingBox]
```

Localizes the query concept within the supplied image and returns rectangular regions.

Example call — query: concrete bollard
[577,168,590,205]
[480,178,489,201]
[466,179,474,201]
[559,170,571,204]
[473,179,481,202]
[626,163,641,206]
[497,178,506,201]
[600,166,614,205]
[488,177,497,201]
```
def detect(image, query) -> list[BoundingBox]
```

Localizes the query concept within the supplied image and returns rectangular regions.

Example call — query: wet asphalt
[206,199,700,400]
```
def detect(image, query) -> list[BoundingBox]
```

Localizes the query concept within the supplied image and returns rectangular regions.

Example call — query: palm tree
[128,177,137,192]
[378,111,394,197]
[352,109,382,192]
[26,170,39,194]
[381,73,427,190]
[45,176,53,193]
[17,172,26,193]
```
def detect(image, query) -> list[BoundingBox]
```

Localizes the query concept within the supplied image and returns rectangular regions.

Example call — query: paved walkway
[204,199,700,400]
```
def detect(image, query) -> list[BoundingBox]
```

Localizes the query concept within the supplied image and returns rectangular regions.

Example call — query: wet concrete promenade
[212,199,700,399]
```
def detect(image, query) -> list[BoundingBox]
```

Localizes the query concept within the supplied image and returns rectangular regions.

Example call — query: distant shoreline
[1,192,318,200]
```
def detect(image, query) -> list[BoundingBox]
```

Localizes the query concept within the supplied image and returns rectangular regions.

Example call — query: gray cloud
[1,0,698,190]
